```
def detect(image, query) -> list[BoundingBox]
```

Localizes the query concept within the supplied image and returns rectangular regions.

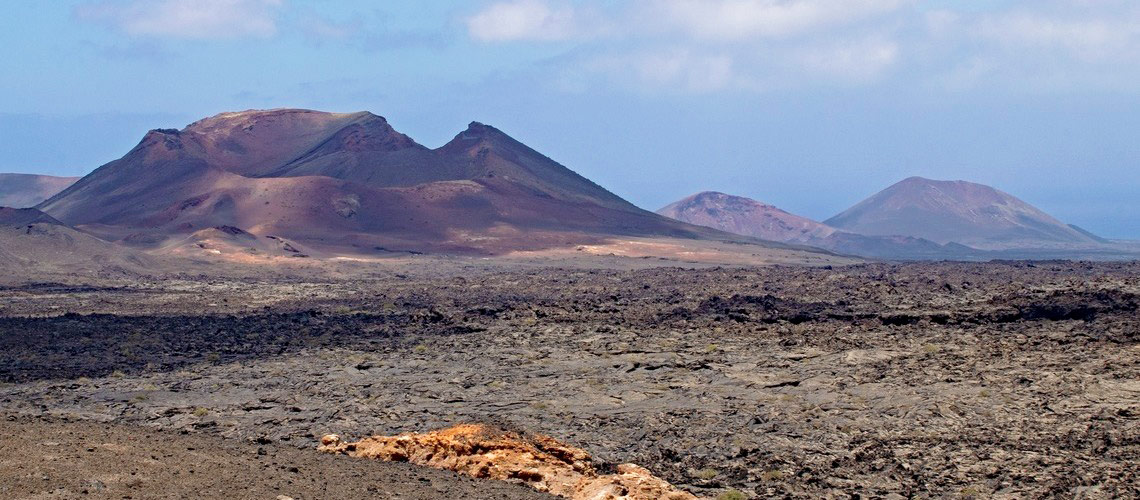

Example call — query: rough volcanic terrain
[0,416,552,499]
[1,260,1137,498]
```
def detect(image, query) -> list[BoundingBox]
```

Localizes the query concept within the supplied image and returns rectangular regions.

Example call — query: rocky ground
[0,416,551,499]
[1,260,1138,498]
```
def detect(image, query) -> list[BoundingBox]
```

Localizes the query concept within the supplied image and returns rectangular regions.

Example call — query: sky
[0,0,1138,238]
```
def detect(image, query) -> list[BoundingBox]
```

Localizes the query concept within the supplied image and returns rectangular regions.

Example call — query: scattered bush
[695,468,718,480]
[761,469,784,481]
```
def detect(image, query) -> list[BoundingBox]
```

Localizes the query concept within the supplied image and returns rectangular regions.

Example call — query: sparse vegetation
[695,468,718,480]
[960,486,981,497]
[192,407,209,417]
[717,490,747,500]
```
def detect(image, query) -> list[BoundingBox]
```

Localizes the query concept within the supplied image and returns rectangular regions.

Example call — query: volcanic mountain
[824,177,1104,250]
[658,191,979,260]
[38,109,779,256]
[658,192,836,243]
[0,173,79,208]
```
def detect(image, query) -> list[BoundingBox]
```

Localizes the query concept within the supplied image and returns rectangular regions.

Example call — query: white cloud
[572,37,902,93]
[792,36,899,82]
[467,0,907,43]
[923,10,960,39]
[629,49,737,91]
[573,51,745,93]
[978,11,1140,63]
[922,2,1140,91]
[467,0,906,91]
[76,0,283,40]
[648,0,908,41]
[467,0,592,42]
[295,10,361,44]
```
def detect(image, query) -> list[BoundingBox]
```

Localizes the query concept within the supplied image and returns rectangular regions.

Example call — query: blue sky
[1,0,1138,238]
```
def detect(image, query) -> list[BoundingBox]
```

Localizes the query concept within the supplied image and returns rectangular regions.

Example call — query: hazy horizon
[2,1,1138,238]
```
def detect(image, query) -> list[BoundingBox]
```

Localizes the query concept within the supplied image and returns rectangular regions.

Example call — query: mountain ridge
[37,109,796,257]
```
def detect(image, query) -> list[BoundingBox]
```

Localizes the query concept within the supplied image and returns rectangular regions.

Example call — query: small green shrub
[717,490,747,500]
[695,468,718,480]
[192,407,209,417]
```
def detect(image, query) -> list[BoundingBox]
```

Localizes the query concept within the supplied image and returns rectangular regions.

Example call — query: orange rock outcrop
[318,424,697,500]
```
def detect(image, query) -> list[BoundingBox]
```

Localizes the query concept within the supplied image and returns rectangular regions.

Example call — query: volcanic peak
[823,176,1101,247]
[35,108,733,255]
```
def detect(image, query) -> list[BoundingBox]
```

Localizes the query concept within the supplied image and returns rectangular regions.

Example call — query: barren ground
[1,259,1137,498]
[0,416,551,499]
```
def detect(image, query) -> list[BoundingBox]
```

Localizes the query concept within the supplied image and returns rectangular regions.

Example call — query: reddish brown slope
[658,191,835,243]
[38,109,762,256]
[0,173,79,208]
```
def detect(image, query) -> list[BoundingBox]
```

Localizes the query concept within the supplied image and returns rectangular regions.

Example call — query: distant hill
[0,207,155,276]
[0,173,79,208]
[824,177,1102,250]
[658,192,836,242]
[658,191,982,260]
[38,109,791,257]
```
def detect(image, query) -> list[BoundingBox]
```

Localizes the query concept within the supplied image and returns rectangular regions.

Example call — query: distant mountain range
[27,109,779,258]
[658,191,981,260]
[0,173,78,208]
[3,109,1134,264]
[659,178,1136,260]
